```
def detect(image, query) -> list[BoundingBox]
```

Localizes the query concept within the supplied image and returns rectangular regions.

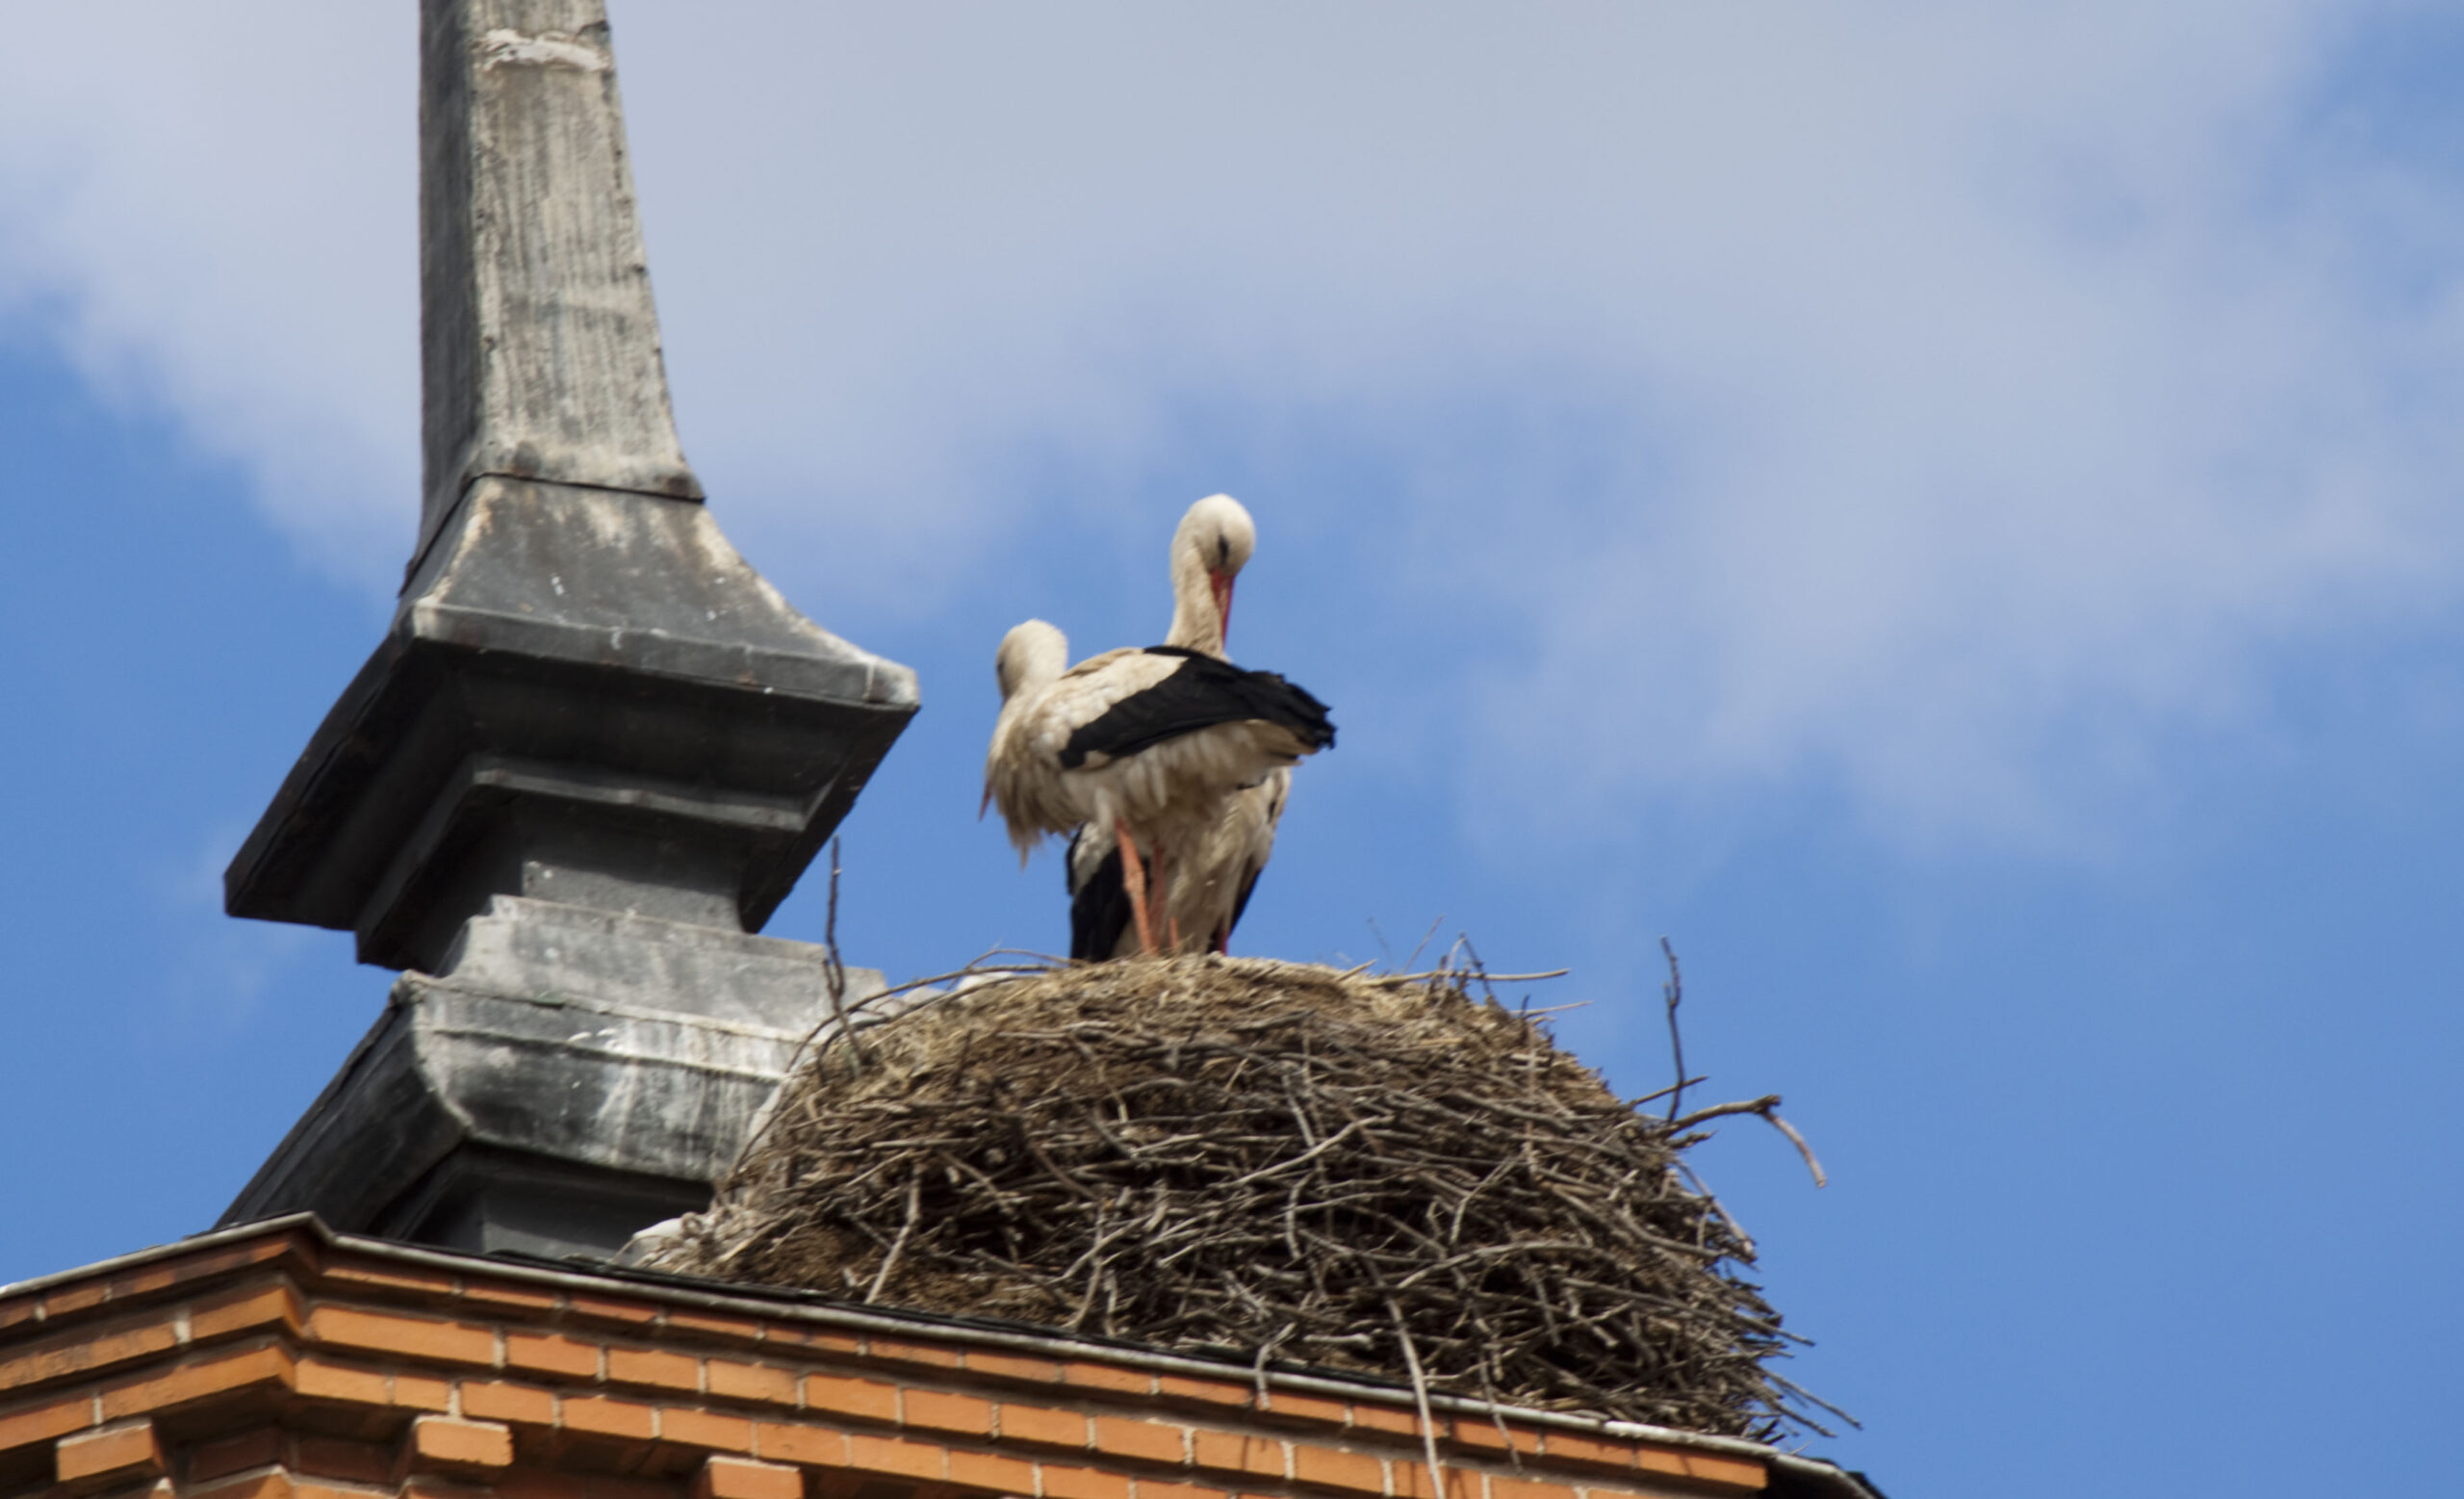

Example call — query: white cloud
[3,1,2458,847]
[0,4,415,575]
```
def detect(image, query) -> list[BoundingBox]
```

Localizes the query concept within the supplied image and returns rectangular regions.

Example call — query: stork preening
[984,496,1332,957]
[1072,496,1288,959]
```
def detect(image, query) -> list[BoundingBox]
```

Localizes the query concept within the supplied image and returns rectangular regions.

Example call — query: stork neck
[1165,556,1226,658]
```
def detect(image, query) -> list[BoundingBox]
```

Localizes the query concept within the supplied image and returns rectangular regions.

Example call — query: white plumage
[984,495,1330,956]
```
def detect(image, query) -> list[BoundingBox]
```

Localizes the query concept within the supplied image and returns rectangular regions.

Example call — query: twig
[863,1174,922,1304]
[1761,1109,1828,1189]
[1660,937,1686,1123]
[1385,1297,1450,1499]
[1665,1094,1826,1186]
[1668,1096,1784,1132]
[822,837,858,1075]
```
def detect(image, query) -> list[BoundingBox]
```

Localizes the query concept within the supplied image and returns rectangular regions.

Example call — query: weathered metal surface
[221,897,886,1258]
[418,0,700,558]
[225,477,915,971]
[227,0,916,970]
[220,0,919,1256]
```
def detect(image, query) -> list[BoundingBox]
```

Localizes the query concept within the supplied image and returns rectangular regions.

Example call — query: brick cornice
[0,1220,1870,1499]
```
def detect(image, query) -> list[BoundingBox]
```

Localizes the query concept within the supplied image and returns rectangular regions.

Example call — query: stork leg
[1114,818,1160,955]
[1149,845,1181,952]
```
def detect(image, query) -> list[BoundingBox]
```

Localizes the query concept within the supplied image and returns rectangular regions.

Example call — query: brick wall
[0,1222,1792,1499]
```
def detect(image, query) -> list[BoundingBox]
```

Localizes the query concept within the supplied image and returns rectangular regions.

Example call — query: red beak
[1211,570,1235,643]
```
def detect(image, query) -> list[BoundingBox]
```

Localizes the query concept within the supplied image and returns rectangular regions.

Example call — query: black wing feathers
[1066,827,1135,960]
[1060,648,1336,769]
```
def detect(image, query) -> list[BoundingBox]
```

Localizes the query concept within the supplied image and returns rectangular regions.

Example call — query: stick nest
[649,955,1825,1439]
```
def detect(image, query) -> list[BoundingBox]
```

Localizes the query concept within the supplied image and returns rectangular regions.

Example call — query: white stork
[1067,496,1295,959]
[985,499,1333,956]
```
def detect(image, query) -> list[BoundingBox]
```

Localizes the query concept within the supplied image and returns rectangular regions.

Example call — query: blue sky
[4,5,2463,1495]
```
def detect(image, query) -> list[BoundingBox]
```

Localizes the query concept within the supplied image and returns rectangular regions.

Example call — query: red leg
[1148,844,1181,952]
[1114,818,1159,955]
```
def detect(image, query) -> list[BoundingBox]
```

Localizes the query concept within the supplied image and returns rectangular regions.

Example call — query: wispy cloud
[4,1,2458,850]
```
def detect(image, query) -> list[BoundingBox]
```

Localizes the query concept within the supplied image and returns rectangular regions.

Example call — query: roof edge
[3,1214,1881,1498]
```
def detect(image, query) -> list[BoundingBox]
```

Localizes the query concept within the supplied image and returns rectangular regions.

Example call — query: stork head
[1168,493,1255,655]
[994,618,1069,702]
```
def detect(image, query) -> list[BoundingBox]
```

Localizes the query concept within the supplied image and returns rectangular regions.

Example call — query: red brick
[114,1263,189,1300]
[1188,1431,1286,1481]
[810,1330,864,1357]
[100,1344,294,1420]
[1578,1487,1665,1499]
[309,1306,496,1368]
[1291,1445,1385,1495]
[695,1456,803,1499]
[189,1426,284,1482]
[608,1347,703,1393]
[462,1380,558,1426]
[752,1422,847,1467]
[1630,1450,1691,1482]
[1061,1363,1154,1398]
[291,1434,394,1485]
[327,1262,457,1298]
[1391,1460,1476,1499]
[706,1361,797,1407]
[998,1405,1089,1452]
[565,1396,658,1440]
[802,1374,897,1425]
[1039,1464,1131,1499]
[1131,1483,1230,1499]
[567,1295,659,1327]
[193,1284,303,1342]
[0,1315,182,1393]
[56,1419,165,1484]
[902,1389,993,1438]
[845,1434,945,1482]
[669,1312,765,1343]
[295,1357,389,1406]
[1536,1434,1631,1473]
[507,1332,603,1380]
[462,1281,561,1315]
[206,1235,313,1279]
[962,1352,1062,1385]
[945,1449,1039,1494]
[1261,1393,1348,1430]
[391,1372,456,1412]
[1676,1454,1768,1492]
[660,1409,755,1453]
[0,1395,91,1456]
[1348,1406,1419,1438]
[1491,1478,1576,1499]
[1448,1421,1540,1460]
[1156,1378,1246,1410]
[0,1296,39,1333]
[1090,1416,1185,1466]
[44,1283,112,1317]
[408,1414,514,1470]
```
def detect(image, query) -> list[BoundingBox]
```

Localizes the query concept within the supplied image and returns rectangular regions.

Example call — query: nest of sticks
[651,954,1836,1439]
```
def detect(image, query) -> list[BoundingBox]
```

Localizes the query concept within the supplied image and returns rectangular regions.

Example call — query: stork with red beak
[984,496,1332,957]
[1168,493,1251,655]
[1067,497,1296,959]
